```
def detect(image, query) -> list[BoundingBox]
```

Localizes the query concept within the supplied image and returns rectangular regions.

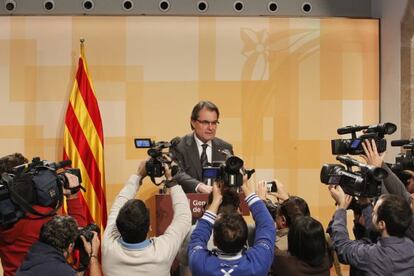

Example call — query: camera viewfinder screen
[134,138,152,148]
[350,139,361,149]
[203,167,220,178]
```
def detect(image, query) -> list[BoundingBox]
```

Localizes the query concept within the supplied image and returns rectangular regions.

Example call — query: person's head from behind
[116,199,150,243]
[0,153,28,174]
[288,216,326,267]
[373,194,412,237]
[213,212,247,254]
[39,215,78,258]
[190,101,220,143]
[278,196,310,229]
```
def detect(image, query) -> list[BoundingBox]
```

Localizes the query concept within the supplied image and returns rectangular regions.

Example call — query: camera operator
[16,215,101,275]
[0,153,87,276]
[172,101,233,193]
[188,176,276,275]
[361,139,414,240]
[101,160,191,276]
[327,185,414,275]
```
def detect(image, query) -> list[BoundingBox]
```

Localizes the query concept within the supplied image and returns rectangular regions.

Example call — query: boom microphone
[391,139,411,147]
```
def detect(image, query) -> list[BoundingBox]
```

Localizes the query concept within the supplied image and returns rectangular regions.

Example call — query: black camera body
[390,139,414,171]
[74,223,100,272]
[202,152,255,187]
[331,122,396,155]
[320,155,387,197]
[134,138,180,184]
[0,157,82,227]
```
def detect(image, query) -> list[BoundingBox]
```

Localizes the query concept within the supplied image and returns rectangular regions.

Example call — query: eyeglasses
[196,119,220,127]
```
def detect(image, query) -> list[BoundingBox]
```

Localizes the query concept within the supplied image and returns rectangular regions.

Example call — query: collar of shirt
[118,238,152,250]
[214,249,243,261]
[193,133,212,163]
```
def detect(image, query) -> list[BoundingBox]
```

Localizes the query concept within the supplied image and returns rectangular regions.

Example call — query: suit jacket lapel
[212,138,223,163]
[187,135,202,180]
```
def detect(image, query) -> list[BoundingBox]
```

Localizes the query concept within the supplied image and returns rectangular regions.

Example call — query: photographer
[16,215,101,275]
[101,160,191,275]
[188,177,276,275]
[362,139,414,240]
[328,185,414,275]
[172,101,233,193]
[0,153,87,276]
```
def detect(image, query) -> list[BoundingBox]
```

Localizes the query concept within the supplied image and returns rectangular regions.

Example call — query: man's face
[191,107,218,143]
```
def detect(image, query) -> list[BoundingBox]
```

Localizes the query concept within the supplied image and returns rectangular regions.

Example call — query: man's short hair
[280,196,310,226]
[190,101,220,129]
[116,199,150,243]
[288,216,327,267]
[213,212,247,253]
[0,153,28,174]
[39,215,78,253]
[377,194,412,237]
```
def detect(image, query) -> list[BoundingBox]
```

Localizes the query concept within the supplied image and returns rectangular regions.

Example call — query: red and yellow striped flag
[63,41,107,230]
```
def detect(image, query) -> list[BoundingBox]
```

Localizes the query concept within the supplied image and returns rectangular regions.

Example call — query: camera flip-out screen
[134,138,152,148]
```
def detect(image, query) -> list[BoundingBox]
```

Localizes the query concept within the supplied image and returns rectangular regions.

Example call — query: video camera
[0,157,82,228]
[331,122,396,155]
[134,137,180,185]
[320,155,387,197]
[202,150,255,188]
[390,139,414,171]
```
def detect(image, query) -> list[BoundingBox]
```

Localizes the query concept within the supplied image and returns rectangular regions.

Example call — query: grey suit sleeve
[172,147,200,193]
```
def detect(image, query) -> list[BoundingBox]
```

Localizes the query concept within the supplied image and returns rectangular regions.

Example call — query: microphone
[218,149,232,157]
[391,139,411,147]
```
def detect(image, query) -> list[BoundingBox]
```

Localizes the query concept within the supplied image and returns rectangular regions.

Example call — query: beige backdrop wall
[0,16,379,229]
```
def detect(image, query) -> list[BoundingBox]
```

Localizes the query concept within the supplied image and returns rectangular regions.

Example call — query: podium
[154,193,250,235]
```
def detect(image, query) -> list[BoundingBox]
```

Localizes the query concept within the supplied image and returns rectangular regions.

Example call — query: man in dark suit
[172,101,233,193]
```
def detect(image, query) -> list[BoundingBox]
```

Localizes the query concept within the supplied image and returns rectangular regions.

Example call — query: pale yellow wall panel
[0,139,25,156]
[72,17,126,66]
[0,17,10,39]
[33,66,73,101]
[9,39,37,101]
[199,17,216,81]
[24,17,72,66]
[216,17,269,81]
[126,17,199,81]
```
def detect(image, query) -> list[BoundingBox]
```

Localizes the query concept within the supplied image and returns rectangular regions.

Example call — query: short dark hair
[377,194,412,237]
[288,216,327,267]
[190,101,220,129]
[280,196,310,226]
[213,212,247,253]
[264,200,280,221]
[39,215,78,253]
[116,199,150,243]
[0,153,28,174]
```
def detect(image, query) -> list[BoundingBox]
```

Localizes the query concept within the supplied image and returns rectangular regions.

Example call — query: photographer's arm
[362,140,411,202]
[102,161,146,244]
[78,232,102,276]
[65,173,87,227]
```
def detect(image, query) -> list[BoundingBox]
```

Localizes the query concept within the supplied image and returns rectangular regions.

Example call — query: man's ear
[377,220,386,231]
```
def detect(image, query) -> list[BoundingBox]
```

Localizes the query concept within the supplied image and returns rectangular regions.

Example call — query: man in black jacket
[173,101,233,193]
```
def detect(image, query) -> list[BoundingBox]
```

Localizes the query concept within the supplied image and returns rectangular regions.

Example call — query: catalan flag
[63,40,107,230]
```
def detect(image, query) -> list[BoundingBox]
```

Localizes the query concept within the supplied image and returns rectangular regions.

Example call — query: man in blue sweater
[188,178,276,276]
